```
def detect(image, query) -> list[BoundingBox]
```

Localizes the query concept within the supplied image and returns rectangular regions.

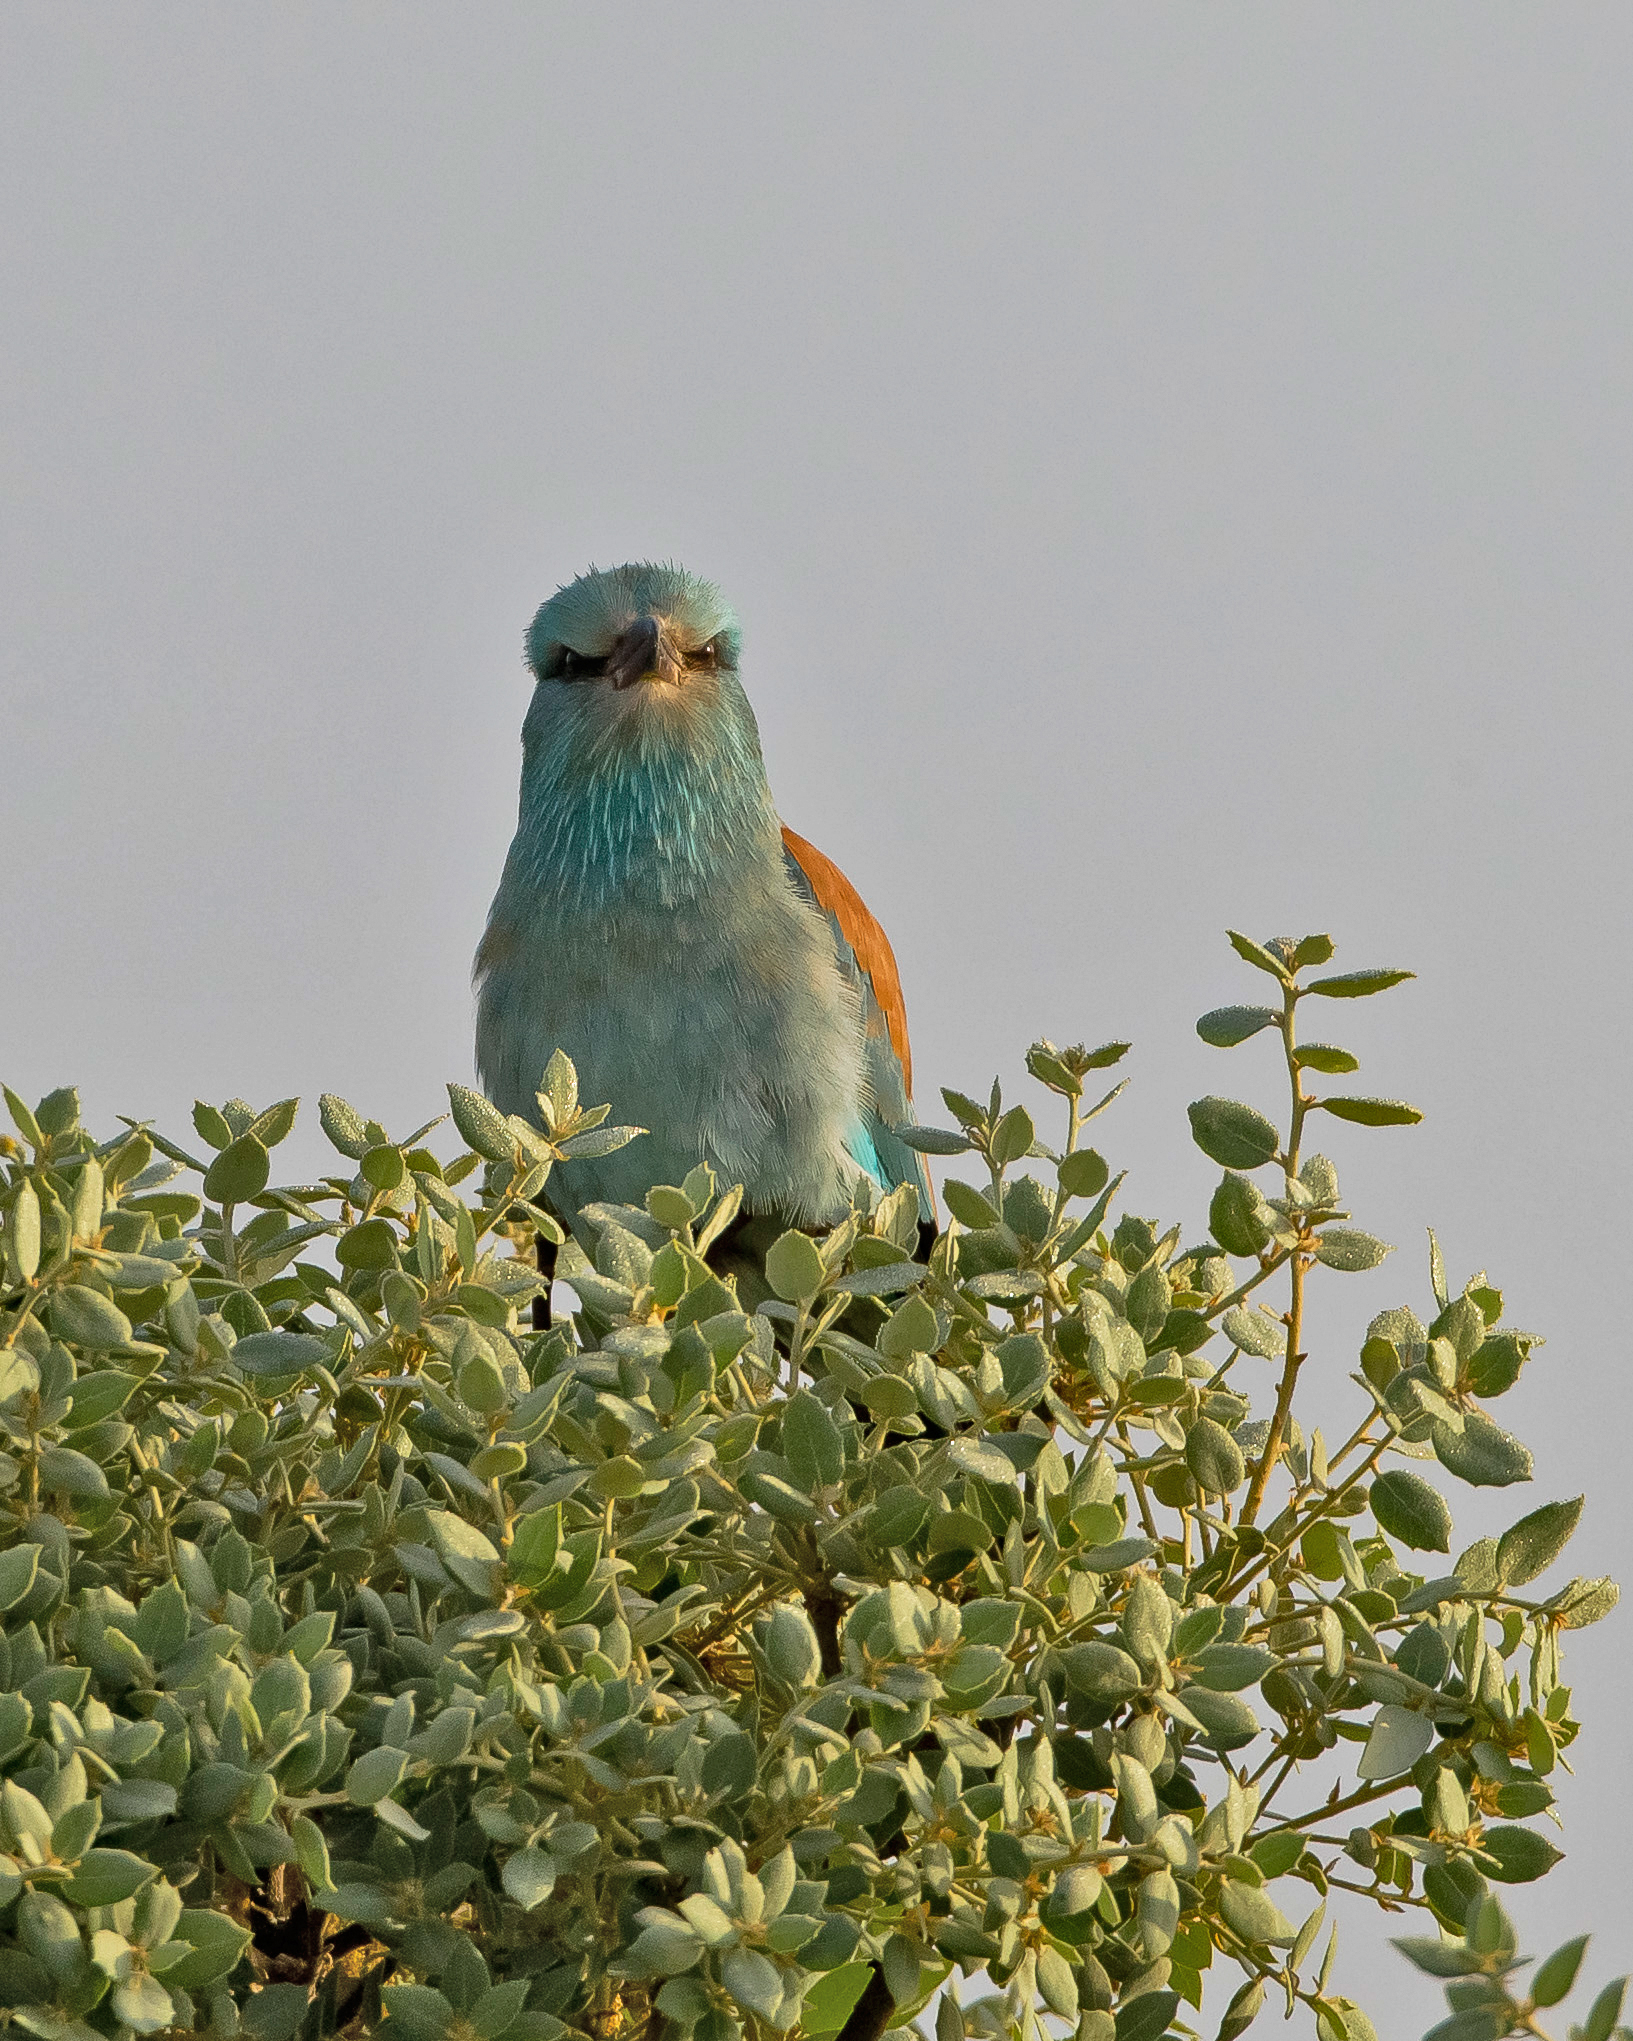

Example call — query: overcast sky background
[3,7,1630,2027]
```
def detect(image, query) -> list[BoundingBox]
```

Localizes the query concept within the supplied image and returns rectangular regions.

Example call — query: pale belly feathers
[474,856,871,1232]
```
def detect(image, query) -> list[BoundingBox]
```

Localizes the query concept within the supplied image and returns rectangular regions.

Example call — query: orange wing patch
[781,825,914,1096]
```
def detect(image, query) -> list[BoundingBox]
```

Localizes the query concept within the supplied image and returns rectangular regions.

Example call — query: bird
[473,561,932,1264]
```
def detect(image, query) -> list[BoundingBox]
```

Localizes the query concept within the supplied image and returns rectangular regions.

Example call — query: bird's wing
[780,825,934,1215]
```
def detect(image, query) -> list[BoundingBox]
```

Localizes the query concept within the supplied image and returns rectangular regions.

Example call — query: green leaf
[1579,1977,1628,2041]
[63,1848,156,1906]
[1058,1148,1110,1198]
[65,1371,138,1425]
[941,1179,1000,1227]
[8,1180,41,1283]
[34,1085,79,1136]
[783,1391,844,1490]
[1226,931,1291,982]
[113,1973,174,2034]
[1432,1413,1532,1488]
[1314,1228,1392,1272]
[1530,1934,1589,2007]
[1036,1945,1079,2020]
[1113,1991,1180,2041]
[831,1260,928,1298]
[701,1732,757,1800]
[241,1985,313,2041]
[246,1097,299,1148]
[1479,1824,1564,1884]
[878,1292,938,1359]
[1060,1641,1144,1702]
[458,1348,509,1414]
[1294,1042,1360,1074]
[362,1144,406,1191]
[49,1284,134,1349]
[3,1085,43,1148]
[1215,1979,1266,2041]
[1359,1705,1434,1778]
[1121,1575,1173,1666]
[533,1049,578,1132]
[39,1445,111,1500]
[0,1544,41,1613]
[895,1125,972,1155]
[52,1800,100,1862]
[803,1964,872,2036]
[947,1437,1021,1485]
[1210,1173,1269,1256]
[408,1706,475,1768]
[502,1847,558,1912]
[1196,1006,1278,1048]
[192,1100,232,1150]
[1370,1470,1452,1551]
[447,1083,515,1162]
[867,1488,932,1548]
[291,1815,331,1896]
[1314,1097,1424,1127]
[425,1510,502,1597]
[202,1134,270,1205]
[1495,1496,1582,1586]
[740,1470,819,1524]
[347,1746,411,1807]
[1252,1833,1306,1881]
[765,1229,825,1304]
[1185,1418,1246,1495]
[233,1331,330,1380]
[558,1122,644,1162]
[337,1216,399,1269]
[319,1882,397,1930]
[1027,1046,1083,1096]
[763,1605,822,1688]
[318,1093,370,1159]
[1187,1097,1280,1170]
[1391,1937,1484,1979]
[1303,969,1416,999]
[1180,1687,1260,1746]
[1467,1333,1529,1399]
[989,1105,1036,1166]
[1293,934,1336,966]
[508,1504,563,1587]
[1218,1880,1296,1947]
[1558,1576,1620,1629]
[1223,1305,1285,1359]
[380,1986,457,2041]
[1082,1536,1157,1572]
[1189,1643,1273,1691]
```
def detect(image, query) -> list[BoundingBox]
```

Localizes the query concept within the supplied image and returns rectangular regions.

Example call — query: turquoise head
[509,563,773,910]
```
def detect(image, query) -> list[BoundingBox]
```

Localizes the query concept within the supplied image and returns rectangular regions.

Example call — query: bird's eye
[688,637,720,669]
[544,645,607,681]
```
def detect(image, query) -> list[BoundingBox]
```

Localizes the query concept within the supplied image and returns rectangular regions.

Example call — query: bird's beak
[605,615,680,690]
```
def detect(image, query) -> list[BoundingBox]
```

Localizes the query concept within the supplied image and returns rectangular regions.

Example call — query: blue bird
[474,563,932,1254]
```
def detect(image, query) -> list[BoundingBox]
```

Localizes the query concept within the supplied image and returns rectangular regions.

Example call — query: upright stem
[1242,975,1309,1527]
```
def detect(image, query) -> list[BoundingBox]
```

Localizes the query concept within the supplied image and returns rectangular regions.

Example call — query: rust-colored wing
[781,825,913,1094]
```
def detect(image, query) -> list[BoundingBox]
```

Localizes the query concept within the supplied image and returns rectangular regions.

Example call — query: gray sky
[3,5,1629,2025]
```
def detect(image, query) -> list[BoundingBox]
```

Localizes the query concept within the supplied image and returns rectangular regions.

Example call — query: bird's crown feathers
[525,561,740,675]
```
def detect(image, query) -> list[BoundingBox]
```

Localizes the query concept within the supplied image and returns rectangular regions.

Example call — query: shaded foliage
[0,932,1617,2041]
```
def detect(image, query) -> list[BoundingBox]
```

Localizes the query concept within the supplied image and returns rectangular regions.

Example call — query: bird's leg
[834,1964,895,2041]
[801,1577,847,1678]
[532,1231,558,1332]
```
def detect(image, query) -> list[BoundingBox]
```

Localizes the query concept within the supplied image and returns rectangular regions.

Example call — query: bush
[0,929,1618,2041]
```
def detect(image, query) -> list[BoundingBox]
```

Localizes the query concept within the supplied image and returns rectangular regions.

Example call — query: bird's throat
[515,688,775,915]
